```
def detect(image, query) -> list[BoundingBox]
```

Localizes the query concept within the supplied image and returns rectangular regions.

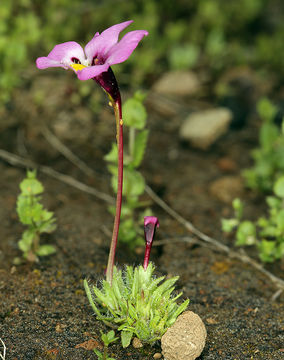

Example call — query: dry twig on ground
[41,126,97,178]
[145,185,284,296]
[0,338,6,360]
[0,149,113,205]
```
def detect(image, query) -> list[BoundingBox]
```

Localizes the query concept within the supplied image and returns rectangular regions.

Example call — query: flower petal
[36,41,86,70]
[36,57,67,69]
[105,30,148,65]
[144,216,159,228]
[85,20,133,62]
[76,64,110,80]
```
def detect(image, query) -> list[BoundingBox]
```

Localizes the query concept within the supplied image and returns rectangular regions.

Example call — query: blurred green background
[0,0,283,106]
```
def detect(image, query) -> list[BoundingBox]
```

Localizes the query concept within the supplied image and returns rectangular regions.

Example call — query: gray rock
[161,311,207,360]
[179,108,232,149]
[152,71,200,97]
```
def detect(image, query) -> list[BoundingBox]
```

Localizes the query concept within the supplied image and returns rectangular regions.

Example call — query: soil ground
[0,72,283,360]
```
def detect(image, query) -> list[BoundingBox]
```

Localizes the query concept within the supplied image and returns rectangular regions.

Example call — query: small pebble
[153,353,162,359]
[179,108,232,149]
[217,157,237,172]
[153,71,201,97]
[132,337,143,348]
[209,175,243,204]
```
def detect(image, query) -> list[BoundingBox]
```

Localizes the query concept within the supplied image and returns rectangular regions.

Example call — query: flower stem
[143,243,152,270]
[106,96,123,284]
[103,347,108,360]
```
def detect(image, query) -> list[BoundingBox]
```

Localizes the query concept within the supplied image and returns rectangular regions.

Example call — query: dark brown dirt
[0,72,283,360]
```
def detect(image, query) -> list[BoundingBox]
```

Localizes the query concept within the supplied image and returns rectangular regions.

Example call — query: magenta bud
[143,216,159,270]
[94,67,121,103]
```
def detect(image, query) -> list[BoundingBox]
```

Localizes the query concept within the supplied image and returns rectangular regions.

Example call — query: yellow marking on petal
[70,63,86,72]
[120,120,123,125]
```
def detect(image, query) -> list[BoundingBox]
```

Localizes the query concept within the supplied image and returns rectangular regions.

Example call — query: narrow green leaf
[93,348,103,358]
[153,277,179,297]
[101,281,119,310]
[126,266,134,289]
[83,280,102,317]
[171,299,189,321]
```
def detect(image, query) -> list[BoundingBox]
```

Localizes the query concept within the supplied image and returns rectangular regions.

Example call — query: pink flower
[36,20,148,81]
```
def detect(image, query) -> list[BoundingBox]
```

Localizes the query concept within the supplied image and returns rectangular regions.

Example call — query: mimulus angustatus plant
[36,22,189,347]
[36,20,148,284]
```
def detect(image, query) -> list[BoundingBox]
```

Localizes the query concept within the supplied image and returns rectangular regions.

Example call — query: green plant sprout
[84,217,189,348]
[93,330,118,360]
[243,98,284,192]
[222,176,284,262]
[16,170,56,262]
[105,91,151,248]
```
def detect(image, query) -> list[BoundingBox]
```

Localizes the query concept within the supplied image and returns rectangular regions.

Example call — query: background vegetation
[1,0,283,263]
[1,0,283,106]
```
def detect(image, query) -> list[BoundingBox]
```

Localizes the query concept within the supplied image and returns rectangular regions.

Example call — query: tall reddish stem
[106,97,123,284]
[143,243,152,270]
[93,67,124,284]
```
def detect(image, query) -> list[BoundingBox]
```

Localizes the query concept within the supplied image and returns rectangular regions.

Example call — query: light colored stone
[209,176,243,204]
[161,311,206,360]
[179,108,232,149]
[152,71,200,97]
[153,353,162,359]
[132,337,143,348]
